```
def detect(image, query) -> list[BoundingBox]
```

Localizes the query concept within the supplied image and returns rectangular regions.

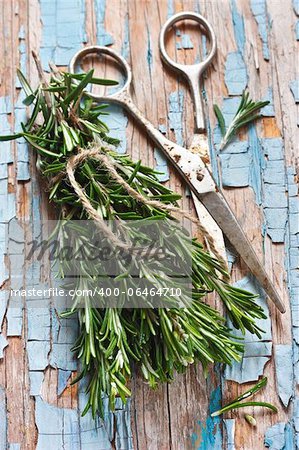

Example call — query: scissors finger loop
[159,11,217,74]
[69,46,132,102]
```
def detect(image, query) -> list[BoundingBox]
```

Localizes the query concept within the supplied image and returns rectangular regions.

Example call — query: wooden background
[0,0,298,449]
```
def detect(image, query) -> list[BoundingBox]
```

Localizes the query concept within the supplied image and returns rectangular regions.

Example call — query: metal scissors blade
[199,190,285,312]
[159,12,285,313]
[69,42,285,313]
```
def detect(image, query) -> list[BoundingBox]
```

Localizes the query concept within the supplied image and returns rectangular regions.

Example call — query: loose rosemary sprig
[214,91,270,150]
[0,60,267,418]
[211,377,278,417]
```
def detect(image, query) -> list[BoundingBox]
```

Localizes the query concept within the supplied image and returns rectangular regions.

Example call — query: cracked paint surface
[191,386,222,450]
[40,0,86,68]
[250,0,270,60]
[224,52,247,95]
[0,1,298,448]
[225,276,272,383]
[154,90,185,183]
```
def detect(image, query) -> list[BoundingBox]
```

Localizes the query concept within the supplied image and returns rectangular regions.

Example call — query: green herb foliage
[214,91,270,150]
[211,377,278,417]
[0,64,267,418]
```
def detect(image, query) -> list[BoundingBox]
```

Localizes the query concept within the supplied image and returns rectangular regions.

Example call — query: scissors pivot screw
[196,170,205,181]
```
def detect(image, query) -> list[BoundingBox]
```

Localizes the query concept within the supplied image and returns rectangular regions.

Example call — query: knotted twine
[51,144,228,272]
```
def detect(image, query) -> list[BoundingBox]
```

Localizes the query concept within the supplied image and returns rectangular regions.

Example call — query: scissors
[69,12,285,313]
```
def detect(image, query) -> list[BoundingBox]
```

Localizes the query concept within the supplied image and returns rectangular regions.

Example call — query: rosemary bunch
[1,61,267,418]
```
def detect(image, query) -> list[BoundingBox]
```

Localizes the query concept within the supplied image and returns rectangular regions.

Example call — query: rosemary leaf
[214,91,270,150]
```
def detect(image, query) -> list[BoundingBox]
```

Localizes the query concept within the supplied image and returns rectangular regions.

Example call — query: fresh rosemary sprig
[211,377,278,417]
[214,91,270,150]
[1,60,267,418]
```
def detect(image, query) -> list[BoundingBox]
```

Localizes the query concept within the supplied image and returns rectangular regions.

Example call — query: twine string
[59,145,228,271]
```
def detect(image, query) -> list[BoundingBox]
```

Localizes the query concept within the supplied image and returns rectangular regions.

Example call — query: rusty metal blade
[198,189,286,313]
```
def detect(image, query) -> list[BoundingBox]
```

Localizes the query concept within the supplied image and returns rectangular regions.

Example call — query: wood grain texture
[0,0,297,449]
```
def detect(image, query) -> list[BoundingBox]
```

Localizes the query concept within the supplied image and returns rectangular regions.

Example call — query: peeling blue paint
[220,152,250,187]
[104,106,128,154]
[168,90,184,146]
[224,419,235,450]
[214,98,251,188]
[284,163,299,448]
[294,398,299,448]
[50,343,77,371]
[0,193,16,223]
[0,96,12,115]
[0,94,15,268]
[15,82,30,181]
[274,344,293,407]
[287,166,299,359]
[49,293,78,374]
[0,387,7,449]
[167,0,174,19]
[230,0,245,53]
[6,220,25,337]
[29,371,44,396]
[264,422,288,450]
[224,52,247,95]
[154,126,169,182]
[263,159,285,184]
[114,398,134,450]
[289,80,299,103]
[154,148,169,182]
[35,396,80,449]
[251,0,270,61]
[79,389,113,449]
[15,26,26,89]
[0,334,8,358]
[176,34,194,50]
[122,13,130,60]
[6,302,23,337]
[214,99,273,201]
[248,123,265,205]
[285,422,295,450]
[153,90,184,185]
[0,291,8,329]
[261,87,275,116]
[95,0,114,46]
[261,139,288,243]
[196,386,222,450]
[225,275,272,383]
[218,135,249,155]
[57,369,72,396]
[216,97,241,128]
[40,0,86,68]
[77,382,133,449]
[27,341,50,371]
[27,305,50,341]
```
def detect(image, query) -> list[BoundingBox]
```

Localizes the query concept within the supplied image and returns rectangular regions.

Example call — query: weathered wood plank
[0,0,297,448]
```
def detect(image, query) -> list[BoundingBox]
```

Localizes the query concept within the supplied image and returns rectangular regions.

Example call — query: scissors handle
[69,46,132,100]
[69,46,216,195]
[159,12,217,133]
[68,46,285,313]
